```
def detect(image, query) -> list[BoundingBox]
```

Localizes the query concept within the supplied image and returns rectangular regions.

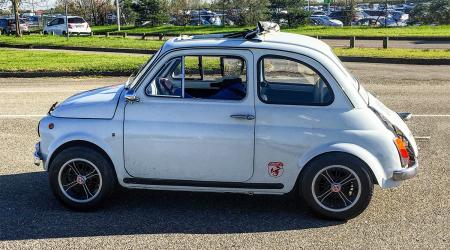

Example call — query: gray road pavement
[0,62,449,248]
[323,39,450,49]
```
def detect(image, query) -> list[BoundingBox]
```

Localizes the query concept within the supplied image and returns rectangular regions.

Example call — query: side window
[258,56,333,106]
[145,57,183,97]
[146,55,247,101]
[48,19,57,26]
[58,18,65,25]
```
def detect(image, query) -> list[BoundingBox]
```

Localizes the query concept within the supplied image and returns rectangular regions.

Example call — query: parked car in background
[390,11,409,22]
[354,17,382,26]
[0,17,28,34]
[378,17,407,27]
[311,11,327,17]
[329,11,367,24]
[43,16,91,35]
[27,15,42,29]
[310,16,344,27]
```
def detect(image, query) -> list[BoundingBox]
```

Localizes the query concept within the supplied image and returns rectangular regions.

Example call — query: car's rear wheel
[49,146,116,211]
[300,153,373,220]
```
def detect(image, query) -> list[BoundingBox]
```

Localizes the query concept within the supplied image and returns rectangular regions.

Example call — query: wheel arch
[296,143,388,188]
[47,140,116,178]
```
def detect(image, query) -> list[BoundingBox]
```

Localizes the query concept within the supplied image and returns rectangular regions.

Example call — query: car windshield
[68,17,85,23]
[125,49,161,89]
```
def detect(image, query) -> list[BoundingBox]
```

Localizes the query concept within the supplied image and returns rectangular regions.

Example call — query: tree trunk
[12,0,21,36]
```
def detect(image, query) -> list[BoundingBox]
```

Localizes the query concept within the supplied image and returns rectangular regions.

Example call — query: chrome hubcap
[58,158,102,203]
[312,165,361,212]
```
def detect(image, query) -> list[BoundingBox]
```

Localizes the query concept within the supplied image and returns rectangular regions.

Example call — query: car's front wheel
[49,146,116,211]
[300,153,374,220]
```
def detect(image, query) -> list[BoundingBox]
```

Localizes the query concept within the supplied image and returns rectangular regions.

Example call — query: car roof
[161,28,332,57]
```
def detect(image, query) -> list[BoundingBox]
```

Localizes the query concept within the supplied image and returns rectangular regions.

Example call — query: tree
[54,0,114,25]
[269,0,310,28]
[170,0,190,26]
[132,0,170,26]
[211,0,269,26]
[410,0,450,25]
[0,0,46,36]
[243,0,270,26]
[342,0,356,26]
[117,0,138,25]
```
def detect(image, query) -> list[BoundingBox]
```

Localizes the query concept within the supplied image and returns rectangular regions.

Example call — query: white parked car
[310,16,344,27]
[43,16,91,35]
[34,22,418,220]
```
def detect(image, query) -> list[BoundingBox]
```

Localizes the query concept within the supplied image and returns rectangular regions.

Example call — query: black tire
[43,31,48,35]
[49,146,116,211]
[300,153,374,220]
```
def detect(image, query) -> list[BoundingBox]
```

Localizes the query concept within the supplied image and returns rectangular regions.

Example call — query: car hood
[368,93,418,156]
[51,84,125,119]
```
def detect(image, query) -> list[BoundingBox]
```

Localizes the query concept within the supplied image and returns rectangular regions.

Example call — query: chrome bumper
[392,162,418,181]
[33,142,41,166]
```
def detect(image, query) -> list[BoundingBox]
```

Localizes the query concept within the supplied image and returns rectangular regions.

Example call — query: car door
[252,49,345,184]
[124,49,255,183]
[46,18,57,33]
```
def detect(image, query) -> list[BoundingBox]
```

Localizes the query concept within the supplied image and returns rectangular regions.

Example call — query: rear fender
[298,143,388,188]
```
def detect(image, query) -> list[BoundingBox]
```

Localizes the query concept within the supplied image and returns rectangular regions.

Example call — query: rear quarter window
[258,56,334,106]
[68,18,86,24]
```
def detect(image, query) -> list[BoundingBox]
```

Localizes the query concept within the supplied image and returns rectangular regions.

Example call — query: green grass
[334,48,450,59]
[0,48,148,73]
[1,25,449,52]
[0,35,164,50]
[286,25,450,37]
[0,48,447,74]
[91,24,450,37]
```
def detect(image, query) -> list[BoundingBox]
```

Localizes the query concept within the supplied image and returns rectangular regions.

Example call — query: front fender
[297,142,389,188]
[44,132,114,171]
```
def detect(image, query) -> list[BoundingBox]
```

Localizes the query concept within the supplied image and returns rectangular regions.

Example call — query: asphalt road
[322,39,450,49]
[0,63,449,248]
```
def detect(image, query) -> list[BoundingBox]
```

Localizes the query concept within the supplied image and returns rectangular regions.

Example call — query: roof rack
[190,21,280,40]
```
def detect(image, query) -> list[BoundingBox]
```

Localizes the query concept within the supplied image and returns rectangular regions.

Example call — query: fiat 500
[34,23,418,220]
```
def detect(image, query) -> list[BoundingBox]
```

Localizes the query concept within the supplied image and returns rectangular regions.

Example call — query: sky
[1,0,57,11]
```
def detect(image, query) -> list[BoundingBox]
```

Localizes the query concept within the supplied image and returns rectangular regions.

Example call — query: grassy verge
[0,48,148,73]
[91,24,450,37]
[0,48,448,74]
[286,25,450,37]
[0,35,164,50]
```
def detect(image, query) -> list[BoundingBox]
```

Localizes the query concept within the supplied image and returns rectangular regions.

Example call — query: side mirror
[125,89,140,103]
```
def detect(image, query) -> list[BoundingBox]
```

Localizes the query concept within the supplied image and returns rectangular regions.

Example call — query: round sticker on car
[268,162,284,177]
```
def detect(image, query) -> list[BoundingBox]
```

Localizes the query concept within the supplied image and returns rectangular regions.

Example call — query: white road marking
[0,90,86,93]
[0,115,44,118]
[413,114,450,117]
[415,136,431,141]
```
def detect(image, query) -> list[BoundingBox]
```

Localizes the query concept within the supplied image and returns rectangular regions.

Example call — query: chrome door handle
[230,114,255,120]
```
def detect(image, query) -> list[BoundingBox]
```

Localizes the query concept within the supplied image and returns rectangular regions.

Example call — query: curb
[0,71,132,78]
[317,36,450,41]
[338,56,450,65]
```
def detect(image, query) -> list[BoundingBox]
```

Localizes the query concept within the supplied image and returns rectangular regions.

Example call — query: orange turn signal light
[394,138,408,158]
